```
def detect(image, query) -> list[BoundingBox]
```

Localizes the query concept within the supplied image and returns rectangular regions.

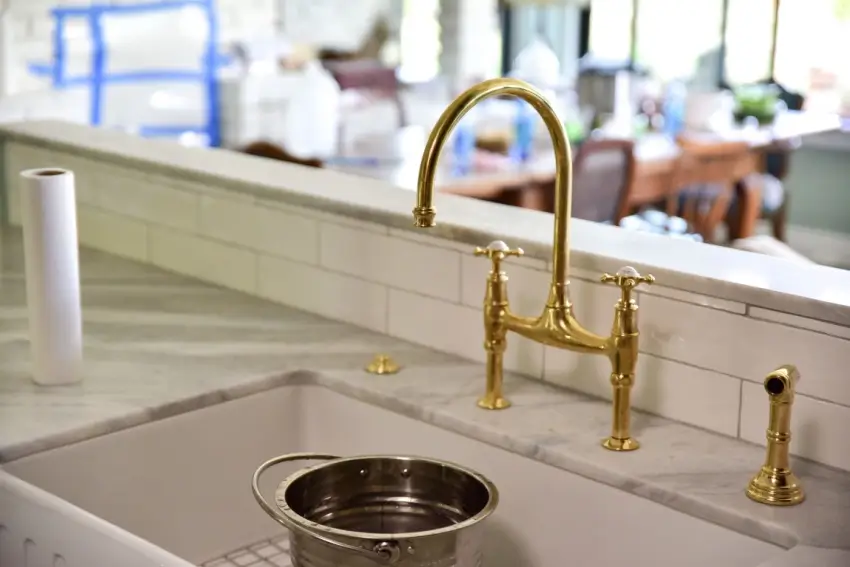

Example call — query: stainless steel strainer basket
[252,453,499,566]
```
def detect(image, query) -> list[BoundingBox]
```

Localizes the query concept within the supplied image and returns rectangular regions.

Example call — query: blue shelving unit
[30,0,226,147]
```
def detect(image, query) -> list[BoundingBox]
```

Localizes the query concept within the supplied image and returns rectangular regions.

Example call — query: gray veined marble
[1,227,849,558]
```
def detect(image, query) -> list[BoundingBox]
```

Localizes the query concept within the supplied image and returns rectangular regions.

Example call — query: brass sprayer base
[746,467,805,506]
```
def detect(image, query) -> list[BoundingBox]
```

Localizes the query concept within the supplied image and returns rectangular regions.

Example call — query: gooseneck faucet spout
[412,78,656,451]
[413,78,574,290]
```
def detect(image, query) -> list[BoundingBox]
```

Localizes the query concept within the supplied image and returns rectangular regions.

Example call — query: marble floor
[201,536,291,567]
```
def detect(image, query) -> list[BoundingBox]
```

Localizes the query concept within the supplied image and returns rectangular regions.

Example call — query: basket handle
[251,452,402,564]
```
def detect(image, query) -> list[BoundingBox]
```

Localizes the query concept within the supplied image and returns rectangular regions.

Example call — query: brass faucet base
[364,354,400,375]
[746,467,805,506]
[477,395,511,410]
[602,437,640,452]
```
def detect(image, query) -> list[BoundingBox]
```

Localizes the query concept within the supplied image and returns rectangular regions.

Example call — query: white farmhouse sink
[4,385,784,567]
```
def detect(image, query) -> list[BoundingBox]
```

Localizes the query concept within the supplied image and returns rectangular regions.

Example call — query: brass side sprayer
[412,78,655,451]
[746,364,805,506]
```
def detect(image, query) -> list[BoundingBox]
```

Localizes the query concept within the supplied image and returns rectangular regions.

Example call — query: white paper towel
[20,168,83,386]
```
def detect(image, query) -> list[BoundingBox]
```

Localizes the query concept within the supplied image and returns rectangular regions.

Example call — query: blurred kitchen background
[1,0,849,266]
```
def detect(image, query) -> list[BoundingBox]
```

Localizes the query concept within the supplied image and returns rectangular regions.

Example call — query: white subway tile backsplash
[199,195,320,264]
[292,203,388,234]
[257,254,387,332]
[387,288,544,378]
[161,175,256,204]
[639,293,850,407]
[77,205,148,262]
[564,265,606,281]
[4,143,53,173]
[198,194,254,243]
[388,288,478,358]
[321,222,462,302]
[460,255,624,333]
[6,181,21,226]
[460,254,550,312]
[545,348,742,436]
[98,171,199,231]
[49,154,99,204]
[388,228,474,253]
[740,381,850,472]
[749,306,850,341]
[388,228,547,265]
[461,256,550,316]
[149,227,257,294]
[568,277,623,332]
[641,284,746,315]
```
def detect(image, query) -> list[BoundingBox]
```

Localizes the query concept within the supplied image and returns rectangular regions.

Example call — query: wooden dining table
[329,111,841,239]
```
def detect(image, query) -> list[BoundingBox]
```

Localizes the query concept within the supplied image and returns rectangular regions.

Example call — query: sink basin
[4,385,784,566]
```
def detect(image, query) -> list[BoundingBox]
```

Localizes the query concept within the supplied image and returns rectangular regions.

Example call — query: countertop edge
[302,371,803,552]
[0,371,308,462]
[0,367,815,553]
[756,546,850,567]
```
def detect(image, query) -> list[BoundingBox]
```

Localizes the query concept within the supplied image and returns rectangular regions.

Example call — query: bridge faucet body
[413,78,655,451]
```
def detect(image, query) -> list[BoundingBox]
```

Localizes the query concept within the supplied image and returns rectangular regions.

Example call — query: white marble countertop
[1,228,848,566]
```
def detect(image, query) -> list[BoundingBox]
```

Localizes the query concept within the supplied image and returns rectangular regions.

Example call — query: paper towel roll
[20,168,83,386]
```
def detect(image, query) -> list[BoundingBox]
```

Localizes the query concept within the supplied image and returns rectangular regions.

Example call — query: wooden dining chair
[322,59,408,128]
[568,138,637,224]
[759,136,800,241]
[666,138,755,242]
[750,82,805,241]
[239,140,324,169]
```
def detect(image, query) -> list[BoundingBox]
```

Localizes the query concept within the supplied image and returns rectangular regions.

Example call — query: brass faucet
[413,78,655,451]
[746,365,805,506]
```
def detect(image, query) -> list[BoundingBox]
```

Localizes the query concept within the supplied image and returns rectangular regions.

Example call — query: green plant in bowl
[734,85,779,125]
[565,120,586,144]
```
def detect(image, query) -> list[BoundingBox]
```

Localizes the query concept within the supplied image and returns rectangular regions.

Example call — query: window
[633,0,724,83]
[773,0,850,111]
[587,0,634,61]
[577,0,850,112]
[506,4,575,76]
[398,0,441,83]
[723,0,776,86]
[587,0,725,82]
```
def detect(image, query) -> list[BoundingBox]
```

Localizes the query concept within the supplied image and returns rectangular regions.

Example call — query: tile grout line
[746,312,850,342]
[736,379,744,439]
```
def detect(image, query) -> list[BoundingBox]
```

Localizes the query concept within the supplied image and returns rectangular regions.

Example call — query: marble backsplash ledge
[2,132,850,473]
[1,120,850,327]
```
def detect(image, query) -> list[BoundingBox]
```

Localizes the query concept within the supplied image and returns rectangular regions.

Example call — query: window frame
[576,0,784,89]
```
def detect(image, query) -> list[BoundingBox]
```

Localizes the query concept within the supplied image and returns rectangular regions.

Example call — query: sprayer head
[763,364,799,401]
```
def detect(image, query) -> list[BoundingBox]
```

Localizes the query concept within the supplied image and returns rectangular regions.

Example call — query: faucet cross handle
[601,266,655,303]
[474,240,524,273]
